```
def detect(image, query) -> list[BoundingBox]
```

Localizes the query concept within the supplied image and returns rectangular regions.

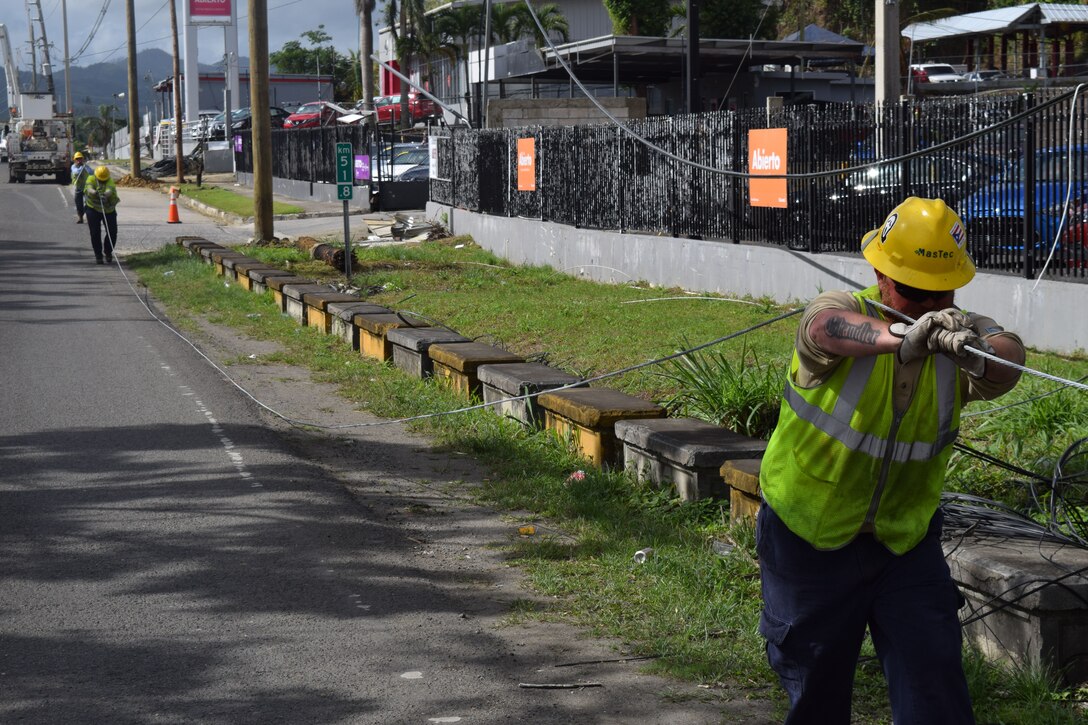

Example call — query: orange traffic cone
[167,186,181,224]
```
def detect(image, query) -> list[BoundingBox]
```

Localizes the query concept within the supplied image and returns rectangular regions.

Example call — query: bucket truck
[2,11,73,184]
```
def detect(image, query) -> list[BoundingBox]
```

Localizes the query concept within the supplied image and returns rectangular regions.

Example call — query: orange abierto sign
[517,137,536,192]
[748,128,788,208]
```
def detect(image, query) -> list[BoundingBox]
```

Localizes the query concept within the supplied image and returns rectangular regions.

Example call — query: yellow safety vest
[84,176,119,214]
[759,286,962,554]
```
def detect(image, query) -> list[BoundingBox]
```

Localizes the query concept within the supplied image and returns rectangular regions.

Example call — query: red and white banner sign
[189,0,232,25]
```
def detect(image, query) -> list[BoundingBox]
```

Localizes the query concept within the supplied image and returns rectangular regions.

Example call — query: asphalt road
[0,172,776,724]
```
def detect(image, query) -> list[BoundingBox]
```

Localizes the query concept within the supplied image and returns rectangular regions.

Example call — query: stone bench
[178,237,221,256]
[615,418,767,501]
[478,362,582,427]
[233,260,286,292]
[264,275,317,312]
[209,250,252,278]
[246,268,301,295]
[387,327,470,378]
[355,311,431,361]
[537,388,665,468]
[301,290,368,333]
[280,283,339,325]
[197,244,226,264]
[720,458,763,525]
[219,254,263,282]
[328,302,393,349]
[427,342,524,398]
[946,536,1088,686]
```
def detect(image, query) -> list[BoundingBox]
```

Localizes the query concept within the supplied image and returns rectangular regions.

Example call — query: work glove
[930,329,995,378]
[929,307,975,334]
[889,311,944,364]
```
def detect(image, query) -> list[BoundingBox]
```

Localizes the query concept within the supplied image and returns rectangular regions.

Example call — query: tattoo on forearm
[825,316,880,346]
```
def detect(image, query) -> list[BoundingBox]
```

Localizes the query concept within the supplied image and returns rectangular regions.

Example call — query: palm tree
[384,0,432,129]
[434,5,482,111]
[513,3,570,49]
[354,0,376,113]
[94,104,117,156]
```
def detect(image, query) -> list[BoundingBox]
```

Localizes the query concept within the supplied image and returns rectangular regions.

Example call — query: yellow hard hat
[861,197,975,290]
[94,165,110,182]
[73,151,84,160]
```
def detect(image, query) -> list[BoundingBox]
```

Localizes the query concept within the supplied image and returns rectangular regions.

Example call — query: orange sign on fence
[748,128,788,208]
[517,137,536,192]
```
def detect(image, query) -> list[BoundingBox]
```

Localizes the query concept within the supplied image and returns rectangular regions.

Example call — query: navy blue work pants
[74,190,85,218]
[85,207,118,261]
[756,502,974,725]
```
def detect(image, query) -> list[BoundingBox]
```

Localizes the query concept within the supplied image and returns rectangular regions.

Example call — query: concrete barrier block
[387,327,470,378]
[478,362,582,427]
[616,418,766,501]
[328,302,392,349]
[537,388,665,468]
[428,342,524,398]
[946,538,1088,686]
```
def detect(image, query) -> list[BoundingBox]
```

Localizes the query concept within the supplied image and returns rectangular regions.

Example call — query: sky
[0,0,379,70]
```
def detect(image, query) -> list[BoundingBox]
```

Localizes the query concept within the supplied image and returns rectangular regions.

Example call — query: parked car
[371,144,429,182]
[208,106,291,139]
[962,69,1007,83]
[395,163,430,182]
[959,145,1088,265]
[789,152,1007,246]
[283,101,344,129]
[374,93,440,125]
[910,63,963,84]
[0,136,7,162]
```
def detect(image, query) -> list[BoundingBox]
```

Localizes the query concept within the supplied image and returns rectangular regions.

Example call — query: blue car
[958,145,1088,266]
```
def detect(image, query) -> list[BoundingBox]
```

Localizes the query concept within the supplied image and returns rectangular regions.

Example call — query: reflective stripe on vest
[781,356,959,463]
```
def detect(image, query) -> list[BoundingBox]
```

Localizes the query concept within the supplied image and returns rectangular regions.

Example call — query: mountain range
[2,48,236,121]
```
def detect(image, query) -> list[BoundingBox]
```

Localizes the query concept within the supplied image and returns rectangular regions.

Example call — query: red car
[282,101,343,129]
[375,93,440,125]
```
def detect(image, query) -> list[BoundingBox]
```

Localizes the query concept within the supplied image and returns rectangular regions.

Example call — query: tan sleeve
[962,312,1026,402]
[793,290,862,388]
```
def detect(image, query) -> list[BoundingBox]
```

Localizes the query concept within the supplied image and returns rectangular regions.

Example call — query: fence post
[617,126,625,234]
[731,117,741,244]
[899,97,913,199]
[1022,92,1036,280]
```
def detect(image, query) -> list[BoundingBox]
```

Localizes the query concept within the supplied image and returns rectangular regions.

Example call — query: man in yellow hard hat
[83,165,120,264]
[756,197,1025,724]
[70,152,90,223]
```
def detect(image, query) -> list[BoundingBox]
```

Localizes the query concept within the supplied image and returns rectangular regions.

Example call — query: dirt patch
[115,174,163,190]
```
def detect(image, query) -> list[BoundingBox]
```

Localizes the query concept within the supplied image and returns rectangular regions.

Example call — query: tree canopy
[269,25,356,103]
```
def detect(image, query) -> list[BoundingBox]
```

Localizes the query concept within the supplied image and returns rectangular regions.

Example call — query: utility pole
[482,0,491,128]
[876,0,901,105]
[249,0,274,241]
[61,0,71,115]
[125,0,141,175]
[686,0,700,114]
[169,0,185,183]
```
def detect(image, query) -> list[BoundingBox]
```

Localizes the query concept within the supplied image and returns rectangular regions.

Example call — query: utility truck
[1,15,73,184]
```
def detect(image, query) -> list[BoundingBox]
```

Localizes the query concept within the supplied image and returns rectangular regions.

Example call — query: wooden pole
[169,0,185,183]
[249,0,274,240]
[125,0,141,175]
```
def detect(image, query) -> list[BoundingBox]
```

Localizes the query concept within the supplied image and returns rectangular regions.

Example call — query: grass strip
[125,241,1088,725]
[177,183,304,217]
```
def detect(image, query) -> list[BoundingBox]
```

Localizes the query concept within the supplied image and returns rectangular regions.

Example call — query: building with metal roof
[903,3,1088,78]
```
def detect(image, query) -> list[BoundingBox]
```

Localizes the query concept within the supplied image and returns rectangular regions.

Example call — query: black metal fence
[235,125,376,184]
[431,89,1088,280]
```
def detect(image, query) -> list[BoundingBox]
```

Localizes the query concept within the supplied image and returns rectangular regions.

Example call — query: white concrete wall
[428,202,1088,356]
